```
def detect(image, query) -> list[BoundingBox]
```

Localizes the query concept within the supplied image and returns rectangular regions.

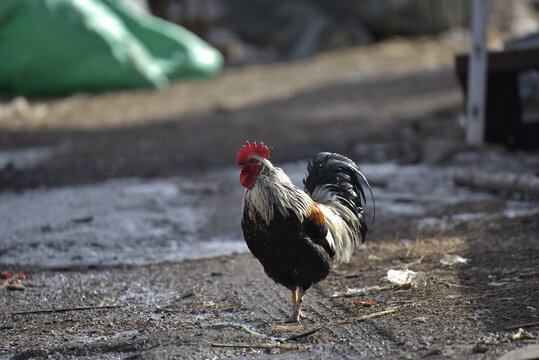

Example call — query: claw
[285,311,308,323]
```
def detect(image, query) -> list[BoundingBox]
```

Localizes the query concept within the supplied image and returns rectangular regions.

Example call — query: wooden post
[466,0,490,146]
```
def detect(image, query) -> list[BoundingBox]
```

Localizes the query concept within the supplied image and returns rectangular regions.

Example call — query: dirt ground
[1,215,537,359]
[0,36,538,359]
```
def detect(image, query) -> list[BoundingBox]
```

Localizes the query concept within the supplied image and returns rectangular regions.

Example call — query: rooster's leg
[286,287,308,322]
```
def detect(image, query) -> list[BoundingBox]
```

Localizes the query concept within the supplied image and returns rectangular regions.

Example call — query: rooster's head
[236,141,272,189]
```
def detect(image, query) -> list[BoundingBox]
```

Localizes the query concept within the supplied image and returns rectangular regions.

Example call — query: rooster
[237,141,374,322]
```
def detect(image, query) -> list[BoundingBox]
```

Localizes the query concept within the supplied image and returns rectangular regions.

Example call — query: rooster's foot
[285,311,308,323]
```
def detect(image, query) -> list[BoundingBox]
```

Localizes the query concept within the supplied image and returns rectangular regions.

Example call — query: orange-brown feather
[307,204,326,226]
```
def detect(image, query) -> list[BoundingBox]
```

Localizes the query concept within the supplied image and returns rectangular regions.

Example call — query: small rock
[7,283,26,291]
[421,348,441,358]
[40,224,53,233]
[472,344,488,353]
[72,216,94,224]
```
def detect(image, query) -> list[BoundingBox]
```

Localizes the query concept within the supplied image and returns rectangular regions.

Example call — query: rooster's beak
[237,164,244,170]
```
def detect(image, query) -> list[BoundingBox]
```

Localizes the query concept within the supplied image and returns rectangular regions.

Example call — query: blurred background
[0,0,538,268]
[143,0,536,63]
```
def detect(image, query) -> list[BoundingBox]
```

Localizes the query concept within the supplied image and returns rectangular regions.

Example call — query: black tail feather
[303,152,374,242]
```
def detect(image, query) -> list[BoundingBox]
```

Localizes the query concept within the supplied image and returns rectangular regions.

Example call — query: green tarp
[0,0,223,95]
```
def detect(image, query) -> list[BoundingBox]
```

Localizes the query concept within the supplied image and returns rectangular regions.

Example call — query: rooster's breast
[241,205,333,291]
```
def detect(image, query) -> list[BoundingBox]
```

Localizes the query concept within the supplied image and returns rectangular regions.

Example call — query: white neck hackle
[242,158,312,226]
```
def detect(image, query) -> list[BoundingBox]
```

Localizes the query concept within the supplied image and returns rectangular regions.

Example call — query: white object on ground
[387,269,426,287]
[440,254,470,266]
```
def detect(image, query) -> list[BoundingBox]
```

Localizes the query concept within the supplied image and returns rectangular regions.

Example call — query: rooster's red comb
[236,141,272,164]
